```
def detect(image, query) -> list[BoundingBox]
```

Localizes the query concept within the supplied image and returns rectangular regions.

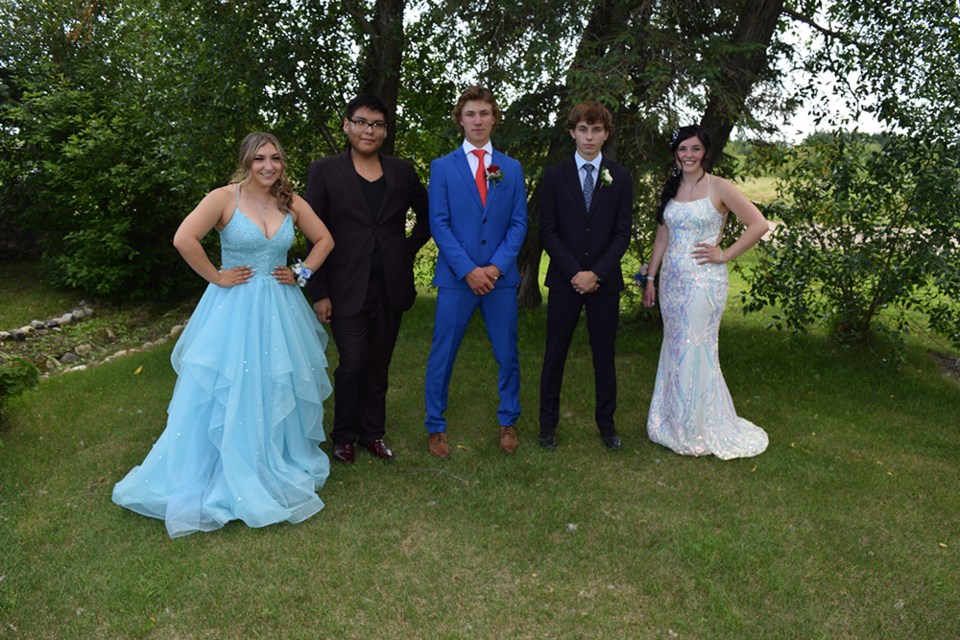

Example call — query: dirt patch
[929,350,960,384]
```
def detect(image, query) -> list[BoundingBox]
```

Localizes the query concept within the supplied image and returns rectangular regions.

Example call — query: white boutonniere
[600,167,613,187]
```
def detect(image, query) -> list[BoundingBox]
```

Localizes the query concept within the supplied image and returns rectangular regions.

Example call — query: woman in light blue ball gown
[113,132,335,537]
[642,125,769,460]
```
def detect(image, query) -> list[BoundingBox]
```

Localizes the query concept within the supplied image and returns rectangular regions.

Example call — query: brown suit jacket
[305,150,430,317]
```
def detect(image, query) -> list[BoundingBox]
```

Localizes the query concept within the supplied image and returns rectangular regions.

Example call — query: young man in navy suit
[423,85,528,458]
[305,94,430,464]
[538,101,633,450]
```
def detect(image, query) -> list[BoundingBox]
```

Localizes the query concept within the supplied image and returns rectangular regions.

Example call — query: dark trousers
[329,279,403,445]
[539,288,619,434]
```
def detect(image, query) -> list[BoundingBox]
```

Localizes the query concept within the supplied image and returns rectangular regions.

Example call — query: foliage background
[1,0,958,342]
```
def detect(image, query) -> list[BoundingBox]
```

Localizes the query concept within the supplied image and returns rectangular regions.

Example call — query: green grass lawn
[1,276,958,638]
[0,262,86,329]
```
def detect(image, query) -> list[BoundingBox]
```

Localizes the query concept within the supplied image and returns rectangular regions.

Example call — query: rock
[0,331,10,341]
[71,308,86,320]
[105,328,115,339]
[17,326,33,336]
[59,313,74,324]
[142,341,154,350]
[60,353,80,364]
[170,324,185,338]
[46,358,61,371]
[45,320,60,329]
[74,343,95,356]
[30,320,44,329]
[82,306,93,317]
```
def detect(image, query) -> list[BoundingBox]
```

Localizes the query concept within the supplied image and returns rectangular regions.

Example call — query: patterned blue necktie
[583,163,595,211]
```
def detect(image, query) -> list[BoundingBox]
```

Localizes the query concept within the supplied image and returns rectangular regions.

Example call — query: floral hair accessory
[600,167,613,187]
[291,259,313,287]
[670,128,680,147]
[486,164,504,183]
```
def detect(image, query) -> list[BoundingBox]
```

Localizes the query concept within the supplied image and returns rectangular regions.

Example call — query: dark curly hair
[656,125,711,224]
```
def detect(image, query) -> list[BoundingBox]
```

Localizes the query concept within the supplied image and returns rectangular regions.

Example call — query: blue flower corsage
[291,259,313,287]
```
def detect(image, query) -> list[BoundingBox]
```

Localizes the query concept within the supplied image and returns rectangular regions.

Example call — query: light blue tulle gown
[646,177,768,459]
[113,204,332,537]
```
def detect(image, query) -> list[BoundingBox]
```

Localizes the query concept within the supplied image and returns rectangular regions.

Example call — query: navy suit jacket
[428,148,527,289]
[305,150,430,316]
[540,156,632,292]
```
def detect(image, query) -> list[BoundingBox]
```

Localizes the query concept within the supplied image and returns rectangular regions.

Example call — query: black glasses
[348,118,387,132]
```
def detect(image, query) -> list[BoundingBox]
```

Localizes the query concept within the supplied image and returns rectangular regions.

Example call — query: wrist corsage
[600,167,613,187]
[291,259,313,287]
[487,164,504,184]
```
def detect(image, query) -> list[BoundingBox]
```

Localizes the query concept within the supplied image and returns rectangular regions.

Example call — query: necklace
[248,189,273,211]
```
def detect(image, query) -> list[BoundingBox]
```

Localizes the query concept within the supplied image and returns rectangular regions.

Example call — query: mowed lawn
[1,283,958,639]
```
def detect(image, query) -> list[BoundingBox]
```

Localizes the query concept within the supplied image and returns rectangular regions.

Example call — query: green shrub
[0,353,40,415]
[742,133,960,351]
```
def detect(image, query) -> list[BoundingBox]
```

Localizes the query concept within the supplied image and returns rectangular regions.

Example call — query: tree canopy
[1,0,958,308]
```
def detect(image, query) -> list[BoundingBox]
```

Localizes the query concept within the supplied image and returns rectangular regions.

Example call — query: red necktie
[472,149,487,206]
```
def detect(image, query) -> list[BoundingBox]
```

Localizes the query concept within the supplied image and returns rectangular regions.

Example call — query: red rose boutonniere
[486,165,504,184]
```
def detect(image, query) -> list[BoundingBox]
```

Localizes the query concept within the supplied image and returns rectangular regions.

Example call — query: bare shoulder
[710,174,738,194]
[288,193,311,223]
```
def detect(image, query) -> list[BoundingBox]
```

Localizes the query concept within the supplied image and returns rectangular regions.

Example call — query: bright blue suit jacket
[428,148,528,288]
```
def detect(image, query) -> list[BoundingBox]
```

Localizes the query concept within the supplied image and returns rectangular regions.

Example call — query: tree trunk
[700,0,785,169]
[354,0,406,156]
[516,0,635,309]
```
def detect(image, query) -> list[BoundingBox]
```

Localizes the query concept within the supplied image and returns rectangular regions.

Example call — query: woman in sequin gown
[112,133,336,537]
[642,126,769,459]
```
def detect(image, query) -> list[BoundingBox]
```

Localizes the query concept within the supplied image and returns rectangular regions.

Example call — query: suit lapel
[336,150,373,220]
[452,150,484,209]
[563,157,588,216]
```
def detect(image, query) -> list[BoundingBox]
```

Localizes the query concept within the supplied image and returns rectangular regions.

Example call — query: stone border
[0,301,189,378]
[47,323,186,377]
[0,303,95,342]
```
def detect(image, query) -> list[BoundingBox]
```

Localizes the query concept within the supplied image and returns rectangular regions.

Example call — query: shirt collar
[462,139,494,156]
[575,152,603,172]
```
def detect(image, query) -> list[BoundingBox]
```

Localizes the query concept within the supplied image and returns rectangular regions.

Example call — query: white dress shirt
[574,151,603,191]
[463,139,494,175]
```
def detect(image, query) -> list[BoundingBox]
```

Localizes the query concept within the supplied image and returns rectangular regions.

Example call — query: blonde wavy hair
[231,132,294,213]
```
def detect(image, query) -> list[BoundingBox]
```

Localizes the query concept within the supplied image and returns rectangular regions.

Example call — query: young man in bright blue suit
[538,101,633,451]
[423,85,528,458]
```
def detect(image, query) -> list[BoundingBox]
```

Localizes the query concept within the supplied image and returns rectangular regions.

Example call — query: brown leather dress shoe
[332,442,355,464]
[428,432,449,459]
[363,439,395,461]
[499,426,519,453]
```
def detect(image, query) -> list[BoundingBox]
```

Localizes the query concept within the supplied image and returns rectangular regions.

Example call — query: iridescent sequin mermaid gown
[646,178,768,459]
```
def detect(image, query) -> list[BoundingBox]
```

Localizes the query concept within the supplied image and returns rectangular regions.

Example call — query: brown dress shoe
[363,439,395,461]
[499,426,519,453]
[428,432,449,458]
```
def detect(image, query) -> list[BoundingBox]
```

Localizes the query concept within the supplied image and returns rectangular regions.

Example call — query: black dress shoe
[332,442,355,464]
[363,439,395,461]
[600,431,622,450]
[538,430,557,450]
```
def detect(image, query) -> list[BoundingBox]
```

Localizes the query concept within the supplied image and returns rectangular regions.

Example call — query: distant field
[737,175,779,206]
